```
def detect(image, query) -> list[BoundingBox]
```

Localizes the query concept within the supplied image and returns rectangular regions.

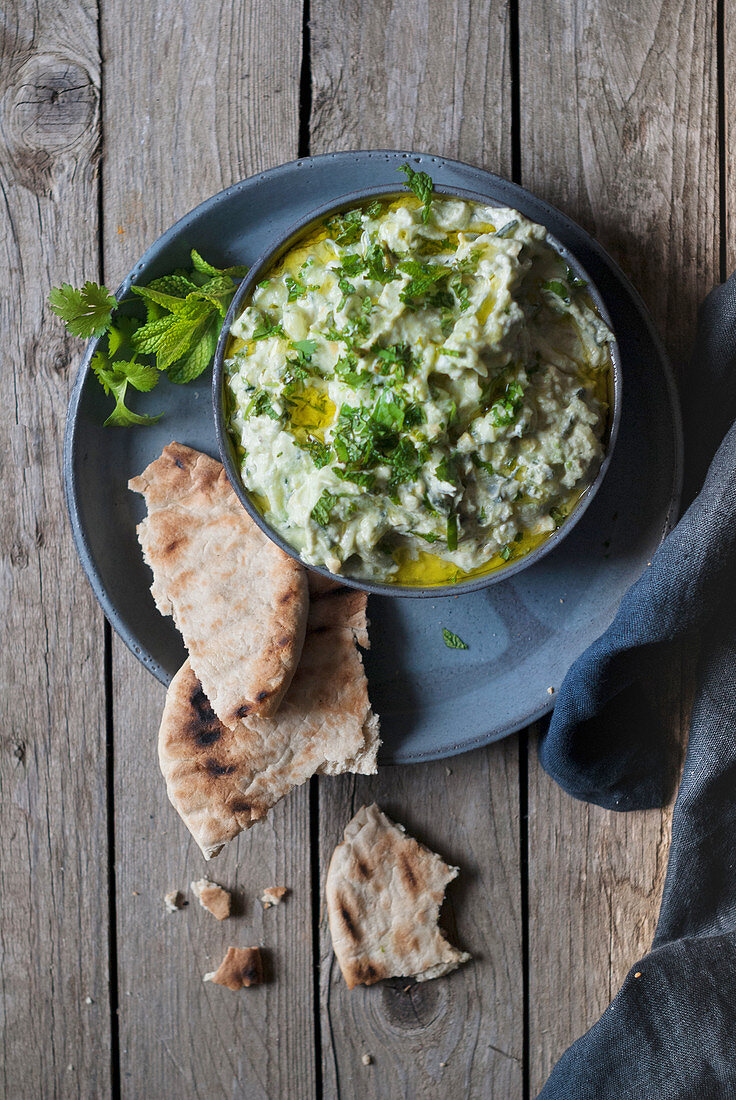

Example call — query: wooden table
[1,0,722,1095]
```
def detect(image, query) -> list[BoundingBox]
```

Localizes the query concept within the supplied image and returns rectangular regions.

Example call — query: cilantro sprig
[399,163,434,223]
[48,282,117,339]
[48,248,248,426]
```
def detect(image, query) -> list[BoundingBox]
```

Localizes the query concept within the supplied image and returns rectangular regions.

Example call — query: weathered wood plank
[726,1,736,271]
[310,4,522,1095]
[100,1,312,1095]
[0,3,112,1096]
[519,0,719,1090]
[318,752,523,1099]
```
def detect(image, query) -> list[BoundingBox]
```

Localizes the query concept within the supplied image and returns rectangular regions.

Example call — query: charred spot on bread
[206,758,236,776]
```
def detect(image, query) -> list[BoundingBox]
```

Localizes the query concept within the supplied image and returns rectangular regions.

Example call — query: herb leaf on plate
[49,250,248,426]
[48,282,117,339]
[91,353,162,428]
[442,627,469,650]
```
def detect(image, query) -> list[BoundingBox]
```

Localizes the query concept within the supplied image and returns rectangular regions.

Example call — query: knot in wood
[380,977,444,1031]
[6,55,99,187]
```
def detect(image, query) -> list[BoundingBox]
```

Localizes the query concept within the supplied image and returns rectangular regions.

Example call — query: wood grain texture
[309,4,523,1094]
[309,0,513,170]
[519,0,719,1090]
[0,2,112,1096]
[726,0,736,272]
[318,750,523,1100]
[101,1,312,1095]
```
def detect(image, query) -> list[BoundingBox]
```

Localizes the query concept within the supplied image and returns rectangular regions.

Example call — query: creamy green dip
[225,193,613,585]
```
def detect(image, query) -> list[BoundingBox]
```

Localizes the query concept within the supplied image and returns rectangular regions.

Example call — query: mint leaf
[167,319,219,383]
[398,163,434,223]
[442,627,468,650]
[190,248,249,278]
[311,489,339,527]
[130,284,193,312]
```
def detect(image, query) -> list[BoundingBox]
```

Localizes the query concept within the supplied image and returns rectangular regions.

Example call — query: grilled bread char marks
[326,803,471,989]
[158,587,380,859]
[129,442,309,726]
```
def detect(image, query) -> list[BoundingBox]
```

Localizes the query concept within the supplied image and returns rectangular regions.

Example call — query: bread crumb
[361,1054,372,1066]
[204,946,264,990]
[445,767,452,776]
[191,878,231,920]
[547,686,555,695]
[84,996,93,1005]
[164,890,186,912]
[634,971,641,978]
[261,886,288,909]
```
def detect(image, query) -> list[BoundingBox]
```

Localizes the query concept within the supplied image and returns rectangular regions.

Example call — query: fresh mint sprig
[398,163,434,223]
[48,249,248,426]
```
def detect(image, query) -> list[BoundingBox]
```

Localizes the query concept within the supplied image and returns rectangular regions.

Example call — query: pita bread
[203,946,263,989]
[326,803,470,988]
[191,878,231,920]
[129,442,308,726]
[261,886,287,909]
[158,588,380,858]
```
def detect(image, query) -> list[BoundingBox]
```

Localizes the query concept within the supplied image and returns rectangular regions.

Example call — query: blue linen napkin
[539,275,736,1097]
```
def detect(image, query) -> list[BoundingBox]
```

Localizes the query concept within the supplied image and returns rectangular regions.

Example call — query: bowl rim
[212,182,623,598]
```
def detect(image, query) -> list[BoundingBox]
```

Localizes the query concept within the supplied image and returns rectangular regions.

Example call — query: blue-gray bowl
[213,184,622,598]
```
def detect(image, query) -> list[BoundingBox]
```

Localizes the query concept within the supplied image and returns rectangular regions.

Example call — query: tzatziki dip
[225,185,614,585]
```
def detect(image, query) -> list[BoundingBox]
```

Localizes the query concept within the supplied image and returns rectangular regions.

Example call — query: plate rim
[63,149,684,761]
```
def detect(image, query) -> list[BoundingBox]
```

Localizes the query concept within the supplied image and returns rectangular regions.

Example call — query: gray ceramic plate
[64,151,683,764]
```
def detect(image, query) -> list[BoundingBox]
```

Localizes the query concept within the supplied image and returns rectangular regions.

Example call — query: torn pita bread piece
[164,890,186,912]
[159,586,380,859]
[191,878,231,920]
[261,886,288,909]
[204,946,264,990]
[326,803,470,989]
[129,442,308,726]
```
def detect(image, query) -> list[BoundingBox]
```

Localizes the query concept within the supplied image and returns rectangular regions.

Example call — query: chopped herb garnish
[499,544,512,561]
[334,467,376,490]
[337,253,365,277]
[398,163,434,223]
[252,318,286,341]
[490,380,524,427]
[245,390,280,421]
[337,276,356,310]
[305,440,331,468]
[435,453,461,486]
[398,260,450,304]
[446,512,458,550]
[541,280,571,305]
[565,264,587,289]
[311,489,339,527]
[550,505,567,528]
[472,453,496,477]
[414,530,440,543]
[324,208,363,245]
[442,627,468,649]
[451,277,470,312]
